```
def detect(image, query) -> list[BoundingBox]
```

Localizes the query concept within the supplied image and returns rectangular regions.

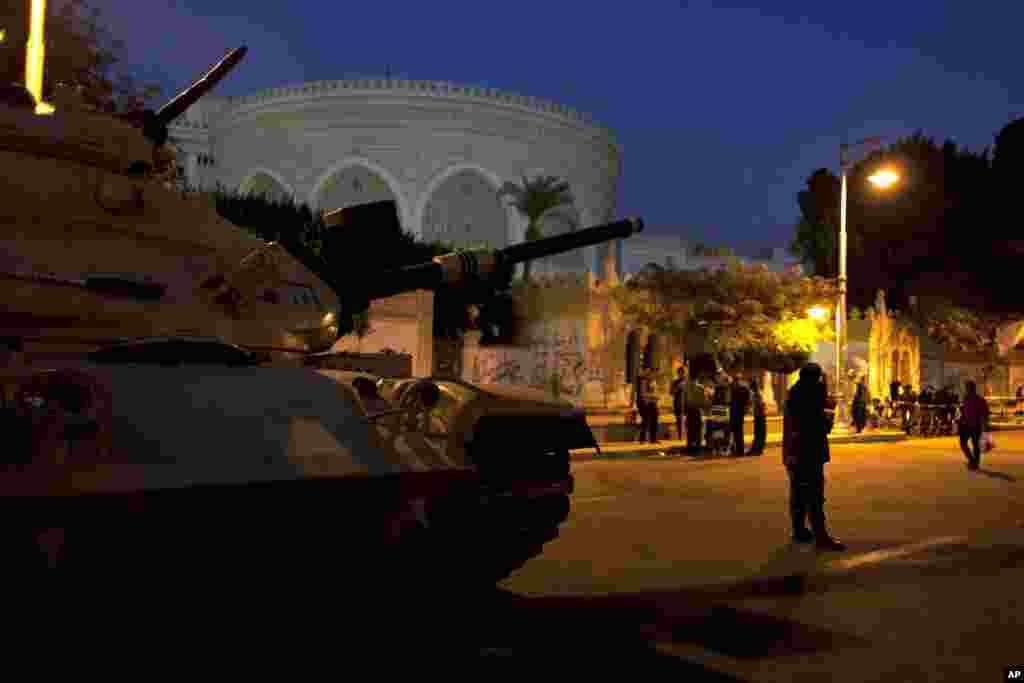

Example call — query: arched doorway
[314,165,398,217]
[421,169,508,248]
[239,171,292,203]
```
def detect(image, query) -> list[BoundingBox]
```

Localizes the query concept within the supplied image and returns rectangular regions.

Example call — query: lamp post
[836,137,899,431]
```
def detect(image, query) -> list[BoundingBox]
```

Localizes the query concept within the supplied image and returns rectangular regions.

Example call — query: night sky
[95,0,1023,254]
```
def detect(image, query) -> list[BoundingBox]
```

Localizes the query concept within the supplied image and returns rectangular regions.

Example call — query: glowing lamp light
[807,306,829,321]
[868,168,899,189]
[26,0,56,115]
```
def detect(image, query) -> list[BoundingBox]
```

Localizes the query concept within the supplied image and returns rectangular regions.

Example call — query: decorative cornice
[167,78,617,147]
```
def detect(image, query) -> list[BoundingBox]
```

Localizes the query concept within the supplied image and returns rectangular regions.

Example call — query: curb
[570,422,1024,463]
[989,423,1024,432]
[570,431,908,462]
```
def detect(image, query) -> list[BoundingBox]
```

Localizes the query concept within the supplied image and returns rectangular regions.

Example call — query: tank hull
[1,365,582,587]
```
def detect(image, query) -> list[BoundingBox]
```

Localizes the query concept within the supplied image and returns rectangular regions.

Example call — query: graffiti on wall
[473,318,608,401]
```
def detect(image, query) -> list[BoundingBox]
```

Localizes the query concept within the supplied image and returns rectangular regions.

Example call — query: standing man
[958,380,989,470]
[707,372,731,450]
[851,380,868,434]
[890,378,901,405]
[685,372,708,453]
[782,363,846,551]
[670,365,687,441]
[747,378,767,456]
[636,366,660,444]
[900,384,916,433]
[729,375,750,457]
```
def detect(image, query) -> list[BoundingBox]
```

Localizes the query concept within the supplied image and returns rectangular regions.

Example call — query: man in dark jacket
[685,375,708,452]
[670,366,687,441]
[782,363,845,551]
[747,379,767,455]
[729,376,750,456]
[636,367,660,444]
[958,380,989,470]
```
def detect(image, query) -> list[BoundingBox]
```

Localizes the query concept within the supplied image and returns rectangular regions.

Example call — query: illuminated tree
[612,260,838,372]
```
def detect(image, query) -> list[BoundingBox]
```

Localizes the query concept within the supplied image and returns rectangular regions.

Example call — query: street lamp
[836,138,900,431]
[868,169,899,189]
[807,306,829,321]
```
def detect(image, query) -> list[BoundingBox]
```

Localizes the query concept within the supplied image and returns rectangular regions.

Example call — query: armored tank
[0,39,644,594]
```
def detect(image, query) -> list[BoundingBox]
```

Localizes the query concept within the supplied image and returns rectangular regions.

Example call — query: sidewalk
[571,418,1024,462]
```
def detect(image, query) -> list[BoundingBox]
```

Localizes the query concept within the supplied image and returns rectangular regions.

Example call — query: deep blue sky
[96,0,1022,254]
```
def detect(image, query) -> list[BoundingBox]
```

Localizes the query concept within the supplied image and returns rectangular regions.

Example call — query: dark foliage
[1,0,161,112]
[791,125,1024,316]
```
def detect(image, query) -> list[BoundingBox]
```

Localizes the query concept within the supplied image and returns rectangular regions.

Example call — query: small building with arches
[867,289,921,399]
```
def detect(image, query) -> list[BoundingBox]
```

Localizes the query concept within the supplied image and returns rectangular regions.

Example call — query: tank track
[416,479,573,587]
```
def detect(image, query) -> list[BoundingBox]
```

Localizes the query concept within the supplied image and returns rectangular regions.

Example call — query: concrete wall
[330,290,434,377]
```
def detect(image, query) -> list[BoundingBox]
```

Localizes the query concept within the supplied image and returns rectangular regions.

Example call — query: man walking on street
[730,375,750,457]
[958,380,989,470]
[748,378,767,455]
[782,363,846,551]
[670,365,687,441]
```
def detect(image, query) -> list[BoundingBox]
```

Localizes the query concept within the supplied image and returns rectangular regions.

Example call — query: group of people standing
[634,363,767,456]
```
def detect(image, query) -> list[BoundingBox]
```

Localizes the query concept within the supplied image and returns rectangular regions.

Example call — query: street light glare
[807,306,828,321]
[869,168,899,189]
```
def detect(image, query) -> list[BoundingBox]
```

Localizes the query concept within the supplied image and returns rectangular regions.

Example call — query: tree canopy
[612,260,838,370]
[1,0,160,111]
[909,301,1020,391]
[498,175,574,281]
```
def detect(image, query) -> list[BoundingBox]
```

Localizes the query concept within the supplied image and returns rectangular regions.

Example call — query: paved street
[471,431,1024,679]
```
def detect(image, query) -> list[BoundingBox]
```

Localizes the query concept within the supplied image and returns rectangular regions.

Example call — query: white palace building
[167,77,623,276]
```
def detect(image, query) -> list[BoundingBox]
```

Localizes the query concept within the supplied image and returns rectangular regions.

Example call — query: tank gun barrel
[498,217,643,266]
[357,217,643,302]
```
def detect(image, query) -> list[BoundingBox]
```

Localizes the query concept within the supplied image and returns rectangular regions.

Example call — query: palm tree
[498,175,574,281]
